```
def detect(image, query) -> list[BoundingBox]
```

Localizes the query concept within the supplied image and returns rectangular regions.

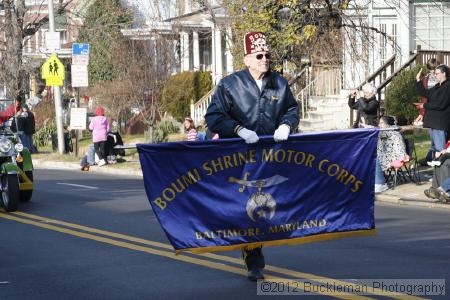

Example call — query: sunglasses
[255,53,271,60]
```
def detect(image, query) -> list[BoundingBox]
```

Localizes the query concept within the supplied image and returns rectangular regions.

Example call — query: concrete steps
[298,94,350,132]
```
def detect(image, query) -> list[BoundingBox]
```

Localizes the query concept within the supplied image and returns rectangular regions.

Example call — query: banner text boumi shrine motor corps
[137,129,378,254]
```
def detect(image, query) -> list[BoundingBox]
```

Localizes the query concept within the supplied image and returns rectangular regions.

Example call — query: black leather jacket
[205,69,299,138]
[416,79,450,131]
[348,95,379,128]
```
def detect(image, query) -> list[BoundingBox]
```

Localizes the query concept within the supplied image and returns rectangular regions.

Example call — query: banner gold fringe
[175,229,376,255]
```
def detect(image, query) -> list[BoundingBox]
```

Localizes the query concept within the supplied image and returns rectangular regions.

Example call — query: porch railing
[190,87,215,126]
[296,66,341,119]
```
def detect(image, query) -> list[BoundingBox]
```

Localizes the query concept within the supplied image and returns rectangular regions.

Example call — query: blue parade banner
[137,129,378,254]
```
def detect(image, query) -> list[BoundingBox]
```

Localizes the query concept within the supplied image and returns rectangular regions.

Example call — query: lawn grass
[402,127,430,163]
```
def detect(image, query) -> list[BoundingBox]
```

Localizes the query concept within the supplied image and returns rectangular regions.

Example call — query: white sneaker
[427,161,441,167]
[375,184,389,194]
[98,159,106,167]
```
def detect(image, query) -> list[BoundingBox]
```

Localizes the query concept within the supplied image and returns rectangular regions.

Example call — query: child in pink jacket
[89,107,110,166]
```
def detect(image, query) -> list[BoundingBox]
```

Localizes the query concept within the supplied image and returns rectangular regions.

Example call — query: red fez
[243,32,269,55]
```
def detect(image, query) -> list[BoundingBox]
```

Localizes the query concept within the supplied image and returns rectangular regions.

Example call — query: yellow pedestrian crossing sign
[42,54,65,86]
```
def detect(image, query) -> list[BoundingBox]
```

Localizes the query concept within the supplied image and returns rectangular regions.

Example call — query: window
[414,2,450,50]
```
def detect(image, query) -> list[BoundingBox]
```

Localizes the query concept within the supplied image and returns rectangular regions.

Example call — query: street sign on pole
[42,54,65,86]
[72,55,89,65]
[72,43,89,55]
[72,43,89,65]
[69,107,87,130]
[45,32,61,51]
[71,64,88,87]
[48,0,65,155]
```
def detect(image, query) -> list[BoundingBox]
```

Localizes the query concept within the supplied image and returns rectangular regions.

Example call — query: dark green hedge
[160,71,212,121]
[385,65,424,124]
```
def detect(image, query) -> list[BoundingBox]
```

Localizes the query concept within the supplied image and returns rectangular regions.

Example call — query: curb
[32,159,143,178]
[32,159,450,210]
[376,194,450,210]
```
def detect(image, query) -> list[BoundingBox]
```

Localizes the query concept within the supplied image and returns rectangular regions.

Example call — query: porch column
[173,39,180,74]
[192,31,200,71]
[225,27,233,74]
[184,0,192,14]
[213,26,223,82]
[180,31,190,72]
[397,1,411,65]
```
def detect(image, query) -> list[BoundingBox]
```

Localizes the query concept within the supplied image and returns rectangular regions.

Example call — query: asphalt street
[0,169,449,299]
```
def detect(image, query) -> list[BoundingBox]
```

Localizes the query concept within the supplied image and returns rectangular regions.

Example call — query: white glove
[273,124,290,142]
[237,128,259,144]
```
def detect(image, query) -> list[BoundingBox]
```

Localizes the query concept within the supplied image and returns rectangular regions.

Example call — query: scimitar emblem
[228,175,288,221]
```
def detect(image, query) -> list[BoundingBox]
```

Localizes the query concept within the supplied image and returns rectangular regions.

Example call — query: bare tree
[0,0,73,98]
[123,38,174,141]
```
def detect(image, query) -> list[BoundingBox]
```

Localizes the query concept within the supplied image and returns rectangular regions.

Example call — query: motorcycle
[0,99,34,212]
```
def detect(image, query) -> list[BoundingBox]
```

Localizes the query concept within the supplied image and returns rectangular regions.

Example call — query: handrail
[190,87,216,126]
[355,54,396,91]
[378,53,418,91]
[295,67,341,119]
[288,67,309,86]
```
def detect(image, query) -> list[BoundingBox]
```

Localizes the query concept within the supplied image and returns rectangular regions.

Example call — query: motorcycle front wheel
[1,174,20,212]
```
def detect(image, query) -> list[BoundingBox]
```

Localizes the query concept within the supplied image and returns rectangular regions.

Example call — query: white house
[299,0,450,131]
[343,0,450,89]
[120,0,450,130]
[121,0,233,84]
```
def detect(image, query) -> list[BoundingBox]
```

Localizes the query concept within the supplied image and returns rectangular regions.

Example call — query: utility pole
[48,0,65,154]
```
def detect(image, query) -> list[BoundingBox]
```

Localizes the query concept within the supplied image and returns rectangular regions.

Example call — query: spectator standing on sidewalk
[348,83,379,128]
[413,58,439,163]
[205,31,299,281]
[89,107,109,167]
[415,64,450,157]
[18,104,36,153]
[414,58,439,127]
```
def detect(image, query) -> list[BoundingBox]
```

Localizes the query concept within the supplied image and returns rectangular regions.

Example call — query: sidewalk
[32,158,450,210]
[376,178,450,210]
[32,158,144,177]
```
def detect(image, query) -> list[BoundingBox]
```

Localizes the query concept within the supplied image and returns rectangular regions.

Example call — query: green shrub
[152,118,181,143]
[34,119,56,147]
[160,71,212,121]
[385,65,423,124]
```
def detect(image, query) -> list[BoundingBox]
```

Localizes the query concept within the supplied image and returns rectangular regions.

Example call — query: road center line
[0,212,372,300]
[5,211,425,300]
[56,183,98,189]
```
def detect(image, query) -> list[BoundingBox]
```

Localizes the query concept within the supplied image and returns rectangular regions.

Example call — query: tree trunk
[1,0,25,98]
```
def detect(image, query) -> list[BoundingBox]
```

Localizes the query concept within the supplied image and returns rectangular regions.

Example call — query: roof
[42,14,67,30]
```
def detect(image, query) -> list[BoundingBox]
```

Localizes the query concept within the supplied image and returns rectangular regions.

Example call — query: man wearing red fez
[205,32,299,281]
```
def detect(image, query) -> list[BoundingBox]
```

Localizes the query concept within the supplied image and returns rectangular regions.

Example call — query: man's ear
[243,55,249,67]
